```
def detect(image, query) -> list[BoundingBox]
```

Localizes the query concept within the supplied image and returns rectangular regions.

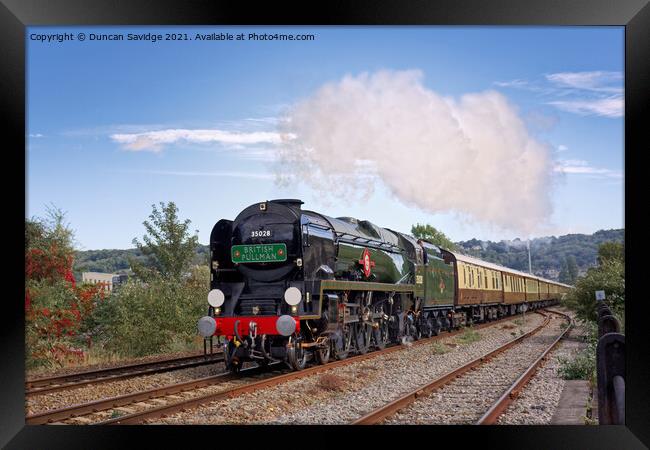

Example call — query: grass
[557,349,596,383]
[558,321,597,385]
[455,327,481,345]
[27,339,203,378]
[431,342,450,354]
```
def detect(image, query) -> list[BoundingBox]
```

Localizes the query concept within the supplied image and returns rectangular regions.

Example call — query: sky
[26,26,624,250]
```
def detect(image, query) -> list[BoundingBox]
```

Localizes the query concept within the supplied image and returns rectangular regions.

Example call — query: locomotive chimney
[269,199,304,213]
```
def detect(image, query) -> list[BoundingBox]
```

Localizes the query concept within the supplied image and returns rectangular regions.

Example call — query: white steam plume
[276,70,554,235]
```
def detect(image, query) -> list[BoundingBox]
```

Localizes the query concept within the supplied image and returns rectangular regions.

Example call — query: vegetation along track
[88,312,529,425]
[354,309,572,425]
[25,351,224,397]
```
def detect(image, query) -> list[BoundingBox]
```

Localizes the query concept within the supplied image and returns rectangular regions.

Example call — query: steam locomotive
[197,199,571,372]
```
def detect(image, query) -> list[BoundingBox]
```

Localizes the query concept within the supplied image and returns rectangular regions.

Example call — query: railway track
[25,351,224,397]
[25,364,273,425]
[28,311,547,425]
[90,312,529,425]
[353,309,572,425]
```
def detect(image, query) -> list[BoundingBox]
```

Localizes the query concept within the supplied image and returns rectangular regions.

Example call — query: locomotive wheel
[355,322,372,354]
[315,342,331,365]
[333,325,353,360]
[287,335,308,371]
[373,320,389,350]
[405,313,419,341]
[432,318,442,336]
[422,318,434,338]
[229,361,241,374]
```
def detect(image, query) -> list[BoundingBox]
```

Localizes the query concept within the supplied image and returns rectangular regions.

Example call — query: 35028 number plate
[231,243,287,263]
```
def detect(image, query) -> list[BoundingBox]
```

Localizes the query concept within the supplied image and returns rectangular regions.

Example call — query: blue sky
[27,26,624,250]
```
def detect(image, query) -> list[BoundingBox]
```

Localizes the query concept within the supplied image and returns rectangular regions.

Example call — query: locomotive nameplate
[232,243,287,263]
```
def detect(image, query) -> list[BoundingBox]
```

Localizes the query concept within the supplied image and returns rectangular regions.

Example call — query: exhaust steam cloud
[276,70,554,235]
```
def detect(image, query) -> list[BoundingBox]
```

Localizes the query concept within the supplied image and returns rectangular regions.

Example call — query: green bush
[558,322,597,384]
[96,266,209,357]
[558,348,596,384]
[563,242,624,324]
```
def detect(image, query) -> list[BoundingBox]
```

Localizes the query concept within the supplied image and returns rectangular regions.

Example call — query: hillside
[73,228,623,282]
[456,229,624,280]
[72,246,209,280]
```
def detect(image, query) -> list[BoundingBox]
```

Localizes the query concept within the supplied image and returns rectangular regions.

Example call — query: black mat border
[2,0,648,448]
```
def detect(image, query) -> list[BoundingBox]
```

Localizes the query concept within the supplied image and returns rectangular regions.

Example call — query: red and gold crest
[358,248,376,278]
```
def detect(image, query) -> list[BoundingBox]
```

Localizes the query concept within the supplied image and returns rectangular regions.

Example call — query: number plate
[231,243,287,263]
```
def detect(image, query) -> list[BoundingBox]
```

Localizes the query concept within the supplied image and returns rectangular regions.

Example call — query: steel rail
[476,309,573,424]
[96,313,525,425]
[26,359,288,425]
[26,371,239,425]
[352,310,556,425]
[26,352,224,396]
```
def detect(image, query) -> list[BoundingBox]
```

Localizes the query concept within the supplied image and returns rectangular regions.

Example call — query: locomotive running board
[319,280,416,293]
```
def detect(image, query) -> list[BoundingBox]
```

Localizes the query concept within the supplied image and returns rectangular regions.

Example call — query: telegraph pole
[525,239,531,325]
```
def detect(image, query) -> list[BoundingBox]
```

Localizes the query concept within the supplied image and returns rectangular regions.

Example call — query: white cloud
[557,144,568,152]
[236,148,279,162]
[545,71,623,94]
[547,97,623,118]
[494,71,623,118]
[494,79,529,88]
[110,129,295,152]
[124,169,275,180]
[554,159,622,178]
[29,133,44,138]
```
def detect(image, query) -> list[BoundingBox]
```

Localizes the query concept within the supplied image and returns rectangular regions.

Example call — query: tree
[94,202,206,357]
[131,202,199,281]
[598,241,624,265]
[411,223,457,250]
[25,207,104,369]
[565,241,625,324]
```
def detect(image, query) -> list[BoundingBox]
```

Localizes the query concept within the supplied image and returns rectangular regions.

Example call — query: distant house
[82,272,128,291]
